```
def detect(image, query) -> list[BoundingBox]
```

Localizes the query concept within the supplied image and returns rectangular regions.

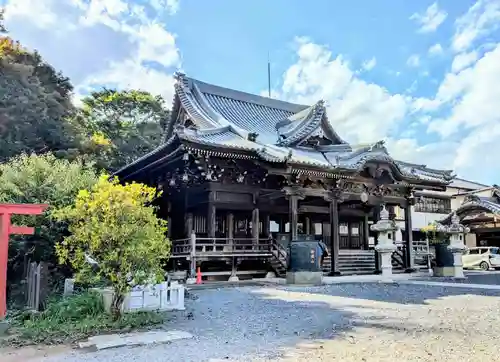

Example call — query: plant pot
[432,243,455,277]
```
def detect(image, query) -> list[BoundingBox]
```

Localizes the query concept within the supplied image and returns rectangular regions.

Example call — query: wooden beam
[0,204,48,215]
[9,226,35,235]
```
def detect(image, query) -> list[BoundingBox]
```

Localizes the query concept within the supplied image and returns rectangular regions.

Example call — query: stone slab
[0,320,10,335]
[286,271,323,285]
[79,330,193,350]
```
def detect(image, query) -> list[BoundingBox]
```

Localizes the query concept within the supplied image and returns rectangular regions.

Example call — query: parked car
[462,247,500,271]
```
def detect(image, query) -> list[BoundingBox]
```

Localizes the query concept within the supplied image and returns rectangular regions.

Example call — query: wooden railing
[171,236,272,257]
[392,243,406,269]
[271,238,288,271]
[172,238,191,256]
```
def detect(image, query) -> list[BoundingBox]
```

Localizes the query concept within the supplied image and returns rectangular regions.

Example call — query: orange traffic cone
[196,267,202,284]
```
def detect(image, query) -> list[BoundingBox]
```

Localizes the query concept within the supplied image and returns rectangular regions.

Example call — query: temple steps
[270,257,286,277]
[322,251,376,275]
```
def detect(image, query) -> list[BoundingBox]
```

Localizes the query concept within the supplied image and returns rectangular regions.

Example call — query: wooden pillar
[252,207,259,246]
[279,218,286,233]
[227,212,234,249]
[329,198,340,275]
[207,204,216,239]
[185,212,193,238]
[363,213,370,250]
[263,213,270,238]
[289,196,299,240]
[167,201,172,239]
[404,205,415,270]
[305,216,311,235]
[373,205,381,273]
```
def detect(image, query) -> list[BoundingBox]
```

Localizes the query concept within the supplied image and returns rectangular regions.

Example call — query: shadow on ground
[40,283,500,362]
[277,281,500,305]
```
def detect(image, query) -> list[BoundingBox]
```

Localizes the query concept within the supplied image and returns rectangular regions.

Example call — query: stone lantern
[370,204,398,277]
[437,212,469,278]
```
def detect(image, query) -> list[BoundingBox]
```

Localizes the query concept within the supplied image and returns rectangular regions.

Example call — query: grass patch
[5,291,168,346]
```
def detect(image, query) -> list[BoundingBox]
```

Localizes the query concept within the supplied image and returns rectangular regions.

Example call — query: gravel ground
[34,283,500,362]
[414,270,500,285]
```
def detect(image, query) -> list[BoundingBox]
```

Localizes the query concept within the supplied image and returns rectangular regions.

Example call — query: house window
[414,196,451,214]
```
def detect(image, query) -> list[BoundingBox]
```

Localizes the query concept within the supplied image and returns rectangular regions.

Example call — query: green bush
[7,291,167,346]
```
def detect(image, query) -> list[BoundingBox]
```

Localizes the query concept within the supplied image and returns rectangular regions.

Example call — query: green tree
[0,35,79,161]
[54,176,170,318]
[1,8,6,33]
[0,154,99,297]
[76,89,170,171]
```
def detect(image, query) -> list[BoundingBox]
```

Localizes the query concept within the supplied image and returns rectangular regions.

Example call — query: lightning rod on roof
[267,52,271,98]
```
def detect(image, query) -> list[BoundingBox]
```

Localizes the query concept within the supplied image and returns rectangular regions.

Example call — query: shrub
[54,176,170,318]
[0,153,99,300]
[7,291,166,345]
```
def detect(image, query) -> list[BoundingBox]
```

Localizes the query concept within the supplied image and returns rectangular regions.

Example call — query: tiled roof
[138,73,454,184]
[439,194,500,224]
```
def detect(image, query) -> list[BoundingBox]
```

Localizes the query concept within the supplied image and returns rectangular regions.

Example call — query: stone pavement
[78,330,193,351]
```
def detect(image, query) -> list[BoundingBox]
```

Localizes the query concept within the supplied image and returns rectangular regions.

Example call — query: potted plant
[420,222,452,276]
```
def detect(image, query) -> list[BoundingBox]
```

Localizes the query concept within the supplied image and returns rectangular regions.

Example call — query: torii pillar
[0,204,48,319]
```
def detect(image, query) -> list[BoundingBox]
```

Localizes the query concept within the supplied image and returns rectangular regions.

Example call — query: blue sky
[2,0,500,184]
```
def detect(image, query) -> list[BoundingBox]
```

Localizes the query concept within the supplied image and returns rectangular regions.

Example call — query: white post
[186,232,197,285]
[370,205,398,278]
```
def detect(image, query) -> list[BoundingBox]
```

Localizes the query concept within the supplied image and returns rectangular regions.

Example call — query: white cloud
[277,37,408,144]
[4,0,77,30]
[150,0,180,15]
[427,44,500,138]
[410,2,448,33]
[4,0,182,102]
[386,138,458,171]
[428,43,444,56]
[78,58,176,101]
[451,51,479,72]
[452,0,500,53]
[406,54,420,67]
[361,57,376,71]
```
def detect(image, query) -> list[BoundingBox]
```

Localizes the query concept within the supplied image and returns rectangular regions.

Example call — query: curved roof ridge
[190,81,250,139]
[174,74,220,130]
[190,76,308,113]
[276,101,325,146]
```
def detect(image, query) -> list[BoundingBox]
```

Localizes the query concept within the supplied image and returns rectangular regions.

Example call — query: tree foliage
[54,176,170,317]
[0,36,78,161]
[0,154,99,296]
[76,89,170,171]
[1,8,6,33]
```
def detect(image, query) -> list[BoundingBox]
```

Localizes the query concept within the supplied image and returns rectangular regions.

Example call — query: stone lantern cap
[370,204,399,233]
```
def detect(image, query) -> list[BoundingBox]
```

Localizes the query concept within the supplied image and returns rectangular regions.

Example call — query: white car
[462,247,500,271]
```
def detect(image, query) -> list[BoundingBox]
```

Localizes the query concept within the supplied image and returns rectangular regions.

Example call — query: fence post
[34,263,41,311]
[187,232,197,284]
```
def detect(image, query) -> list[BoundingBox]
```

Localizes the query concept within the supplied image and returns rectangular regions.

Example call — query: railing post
[187,232,197,284]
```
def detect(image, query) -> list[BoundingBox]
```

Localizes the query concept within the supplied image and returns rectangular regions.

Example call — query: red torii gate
[0,204,48,319]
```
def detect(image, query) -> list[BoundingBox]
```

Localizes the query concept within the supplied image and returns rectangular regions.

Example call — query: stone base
[186,278,196,285]
[0,320,9,336]
[327,271,342,277]
[286,271,323,285]
[265,271,276,278]
[228,275,239,282]
[433,266,465,278]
